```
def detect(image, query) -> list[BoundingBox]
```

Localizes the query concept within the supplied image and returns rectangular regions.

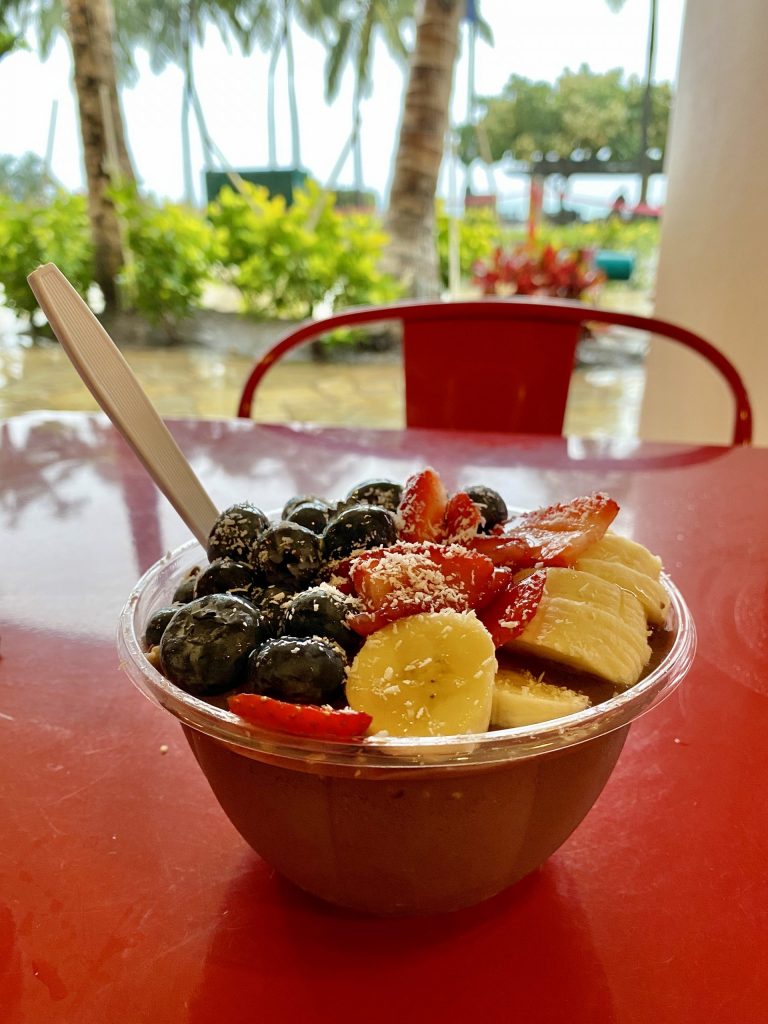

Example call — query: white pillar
[643,0,768,446]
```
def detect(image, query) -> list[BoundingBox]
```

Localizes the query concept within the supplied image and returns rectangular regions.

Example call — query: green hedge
[207,179,402,319]
[0,180,402,329]
[0,190,93,320]
[0,181,659,332]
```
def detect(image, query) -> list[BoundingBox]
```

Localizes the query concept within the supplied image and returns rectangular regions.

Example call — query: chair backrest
[237,298,753,445]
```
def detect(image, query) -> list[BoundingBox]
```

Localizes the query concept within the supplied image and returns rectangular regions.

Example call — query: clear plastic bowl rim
[117,537,697,771]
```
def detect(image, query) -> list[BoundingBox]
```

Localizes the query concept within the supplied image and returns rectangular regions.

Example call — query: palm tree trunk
[185,40,215,172]
[639,0,658,204]
[181,83,194,205]
[383,0,463,297]
[268,37,280,166]
[181,7,202,203]
[283,8,301,167]
[64,0,135,310]
[352,77,364,193]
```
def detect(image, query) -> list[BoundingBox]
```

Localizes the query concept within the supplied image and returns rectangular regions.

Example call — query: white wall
[644,0,767,446]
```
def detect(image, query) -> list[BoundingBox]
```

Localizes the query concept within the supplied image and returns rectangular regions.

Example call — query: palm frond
[375,0,413,62]
[326,19,352,100]
[37,0,64,58]
[356,2,375,92]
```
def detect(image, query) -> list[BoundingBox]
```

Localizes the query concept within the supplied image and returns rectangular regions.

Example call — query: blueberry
[253,522,322,588]
[195,558,262,600]
[172,566,201,603]
[207,503,269,563]
[464,485,508,532]
[322,505,397,561]
[144,605,179,649]
[286,501,332,535]
[329,497,359,519]
[281,586,362,658]
[346,479,403,512]
[160,594,270,695]
[246,636,347,704]
[282,494,327,519]
[256,584,295,634]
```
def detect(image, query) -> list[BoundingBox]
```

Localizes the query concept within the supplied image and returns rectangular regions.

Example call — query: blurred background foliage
[0,0,666,334]
[0,179,657,331]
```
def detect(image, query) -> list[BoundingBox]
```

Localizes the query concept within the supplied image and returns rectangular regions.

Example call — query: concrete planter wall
[97,309,402,364]
[97,309,299,358]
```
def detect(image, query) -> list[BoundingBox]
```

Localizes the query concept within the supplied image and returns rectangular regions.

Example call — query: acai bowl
[118,468,696,914]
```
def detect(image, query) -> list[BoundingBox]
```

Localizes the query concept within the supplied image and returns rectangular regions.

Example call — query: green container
[204,168,309,205]
[594,250,636,281]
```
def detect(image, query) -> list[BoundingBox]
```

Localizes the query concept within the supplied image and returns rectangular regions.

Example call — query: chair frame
[237,298,753,445]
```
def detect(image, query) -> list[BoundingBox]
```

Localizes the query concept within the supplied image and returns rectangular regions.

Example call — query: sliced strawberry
[347,608,392,636]
[468,493,619,568]
[473,566,517,610]
[466,534,532,568]
[515,492,619,538]
[442,491,483,542]
[397,467,448,542]
[478,569,547,647]
[318,556,355,594]
[348,541,495,633]
[509,492,619,565]
[228,693,372,740]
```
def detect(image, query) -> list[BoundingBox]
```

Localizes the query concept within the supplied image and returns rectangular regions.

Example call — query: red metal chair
[237,298,753,445]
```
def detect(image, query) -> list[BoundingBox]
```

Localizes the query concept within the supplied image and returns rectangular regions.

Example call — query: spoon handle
[27,263,219,547]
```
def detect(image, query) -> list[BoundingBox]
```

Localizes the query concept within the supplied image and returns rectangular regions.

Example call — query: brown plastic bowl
[118,539,695,915]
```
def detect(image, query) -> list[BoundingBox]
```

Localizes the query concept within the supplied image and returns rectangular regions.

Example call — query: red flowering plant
[471,243,605,300]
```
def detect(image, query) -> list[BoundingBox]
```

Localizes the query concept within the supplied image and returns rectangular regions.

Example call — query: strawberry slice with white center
[397,467,448,542]
[348,541,495,635]
[441,491,483,542]
[478,569,547,647]
[469,493,619,568]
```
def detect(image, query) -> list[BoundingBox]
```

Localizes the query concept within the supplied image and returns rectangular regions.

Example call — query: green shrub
[434,204,660,290]
[110,184,220,328]
[537,218,661,292]
[0,190,93,322]
[537,217,660,257]
[435,203,511,286]
[208,179,401,319]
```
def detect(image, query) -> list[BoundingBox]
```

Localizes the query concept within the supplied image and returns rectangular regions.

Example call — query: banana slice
[574,558,669,626]
[346,609,497,738]
[504,567,651,688]
[576,531,669,626]
[491,666,590,728]
[579,531,663,579]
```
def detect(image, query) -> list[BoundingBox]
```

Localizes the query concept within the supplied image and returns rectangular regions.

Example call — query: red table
[2,412,767,1023]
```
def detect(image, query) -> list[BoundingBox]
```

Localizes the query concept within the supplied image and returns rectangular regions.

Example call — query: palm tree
[261,0,360,173]
[315,0,412,195]
[383,0,464,297]
[265,0,303,167]
[66,0,138,307]
[116,0,263,204]
[5,0,136,309]
[0,15,25,60]
[606,0,659,204]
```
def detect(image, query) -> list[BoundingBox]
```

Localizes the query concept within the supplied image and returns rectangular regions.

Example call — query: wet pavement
[0,307,647,437]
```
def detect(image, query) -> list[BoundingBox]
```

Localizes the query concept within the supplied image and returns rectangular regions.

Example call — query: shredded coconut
[354,544,471,617]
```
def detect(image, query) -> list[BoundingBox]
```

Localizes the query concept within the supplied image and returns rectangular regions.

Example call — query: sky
[0,0,687,213]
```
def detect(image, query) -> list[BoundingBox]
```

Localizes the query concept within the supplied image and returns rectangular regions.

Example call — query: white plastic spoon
[27,262,219,546]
